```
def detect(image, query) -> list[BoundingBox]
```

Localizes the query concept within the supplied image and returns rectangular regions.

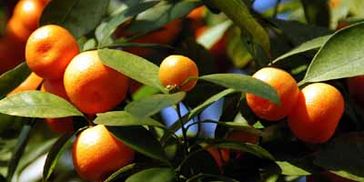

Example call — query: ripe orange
[118,20,182,57]
[8,72,43,95]
[5,17,33,44]
[158,55,199,92]
[246,67,300,121]
[63,50,129,114]
[25,25,79,79]
[187,6,205,20]
[225,129,259,159]
[288,83,344,143]
[226,130,259,145]
[41,79,73,133]
[347,75,364,107]
[12,0,45,31]
[0,37,24,74]
[329,0,341,8]
[206,147,230,170]
[72,125,134,181]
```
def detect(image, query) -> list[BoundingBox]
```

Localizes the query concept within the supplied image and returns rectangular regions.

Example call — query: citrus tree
[0,0,364,181]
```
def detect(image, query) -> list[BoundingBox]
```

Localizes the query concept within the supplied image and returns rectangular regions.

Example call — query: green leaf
[213,141,275,160]
[107,126,169,164]
[270,19,331,46]
[126,92,185,118]
[94,111,164,128]
[197,21,232,49]
[40,0,110,38]
[126,168,175,182]
[132,86,160,101]
[104,163,136,182]
[98,49,162,90]
[43,133,73,181]
[276,161,311,176]
[226,26,252,68]
[303,23,364,83]
[272,35,331,63]
[128,1,201,34]
[314,132,364,179]
[186,174,239,182]
[96,1,159,47]
[0,91,83,118]
[208,0,270,53]
[6,121,34,181]
[0,63,31,99]
[200,74,280,104]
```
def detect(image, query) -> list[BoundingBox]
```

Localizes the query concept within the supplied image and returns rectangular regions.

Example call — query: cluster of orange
[246,67,345,144]
[22,23,135,181]
[0,0,48,74]
[15,18,203,180]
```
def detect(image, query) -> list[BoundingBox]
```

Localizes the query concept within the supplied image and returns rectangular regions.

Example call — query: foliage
[1,0,364,182]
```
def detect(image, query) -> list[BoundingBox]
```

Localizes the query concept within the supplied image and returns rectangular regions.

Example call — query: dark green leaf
[180,149,220,178]
[94,111,164,128]
[0,91,83,118]
[214,141,275,160]
[16,138,57,176]
[208,0,270,53]
[6,121,34,181]
[126,92,185,118]
[128,1,201,34]
[96,1,159,47]
[276,161,311,176]
[0,63,31,99]
[43,133,73,181]
[107,126,169,164]
[104,163,136,182]
[98,49,163,90]
[303,23,364,83]
[270,19,331,46]
[273,35,330,63]
[186,173,239,182]
[226,26,252,68]
[40,0,110,38]
[314,132,364,180]
[200,74,280,104]
[126,168,175,182]
[301,0,330,27]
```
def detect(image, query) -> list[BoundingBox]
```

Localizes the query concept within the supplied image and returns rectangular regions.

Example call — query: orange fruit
[225,129,259,159]
[8,72,43,95]
[347,75,364,107]
[118,20,182,57]
[226,130,259,145]
[5,17,33,44]
[72,125,134,181]
[187,6,205,21]
[329,0,341,8]
[25,24,79,79]
[158,55,199,92]
[41,79,73,133]
[246,67,300,121]
[63,50,129,114]
[288,83,344,143]
[0,37,24,74]
[206,147,230,170]
[12,0,45,31]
